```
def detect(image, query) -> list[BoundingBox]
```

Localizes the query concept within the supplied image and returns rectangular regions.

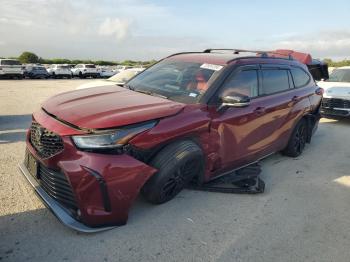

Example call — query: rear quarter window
[291,67,310,88]
[261,69,290,95]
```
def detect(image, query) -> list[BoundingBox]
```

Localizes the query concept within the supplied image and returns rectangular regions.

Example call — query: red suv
[20,49,323,232]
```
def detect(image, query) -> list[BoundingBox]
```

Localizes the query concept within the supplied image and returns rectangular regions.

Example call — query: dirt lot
[0,80,350,262]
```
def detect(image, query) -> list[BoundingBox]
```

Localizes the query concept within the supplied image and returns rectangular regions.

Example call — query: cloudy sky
[1,0,350,61]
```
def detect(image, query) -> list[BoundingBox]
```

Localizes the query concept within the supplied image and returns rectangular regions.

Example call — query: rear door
[251,64,297,156]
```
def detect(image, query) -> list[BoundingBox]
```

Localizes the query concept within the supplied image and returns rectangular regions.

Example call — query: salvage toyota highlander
[19,49,324,232]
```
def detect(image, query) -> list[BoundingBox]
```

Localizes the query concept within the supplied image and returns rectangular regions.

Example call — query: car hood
[317,81,350,99]
[42,85,185,129]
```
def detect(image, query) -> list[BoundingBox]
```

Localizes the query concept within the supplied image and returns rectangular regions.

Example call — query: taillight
[315,87,324,96]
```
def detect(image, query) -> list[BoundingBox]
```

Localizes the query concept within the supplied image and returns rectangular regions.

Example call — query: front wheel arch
[141,140,205,204]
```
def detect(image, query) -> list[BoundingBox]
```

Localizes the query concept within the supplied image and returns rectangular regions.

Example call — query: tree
[18,52,39,64]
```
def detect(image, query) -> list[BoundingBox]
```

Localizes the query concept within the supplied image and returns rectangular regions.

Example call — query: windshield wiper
[125,84,134,90]
[132,89,168,99]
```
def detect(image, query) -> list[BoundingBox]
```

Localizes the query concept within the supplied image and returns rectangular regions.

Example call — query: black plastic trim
[82,166,112,212]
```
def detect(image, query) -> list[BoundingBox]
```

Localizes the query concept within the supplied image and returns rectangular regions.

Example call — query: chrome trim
[333,107,350,112]
[18,163,116,233]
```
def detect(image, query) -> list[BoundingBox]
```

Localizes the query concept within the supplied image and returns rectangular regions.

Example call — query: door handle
[254,107,266,115]
[291,96,299,102]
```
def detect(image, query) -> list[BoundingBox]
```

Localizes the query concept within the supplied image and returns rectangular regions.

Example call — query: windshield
[109,70,140,83]
[327,69,350,82]
[1,60,21,65]
[126,60,222,104]
[57,65,70,69]
[85,64,96,68]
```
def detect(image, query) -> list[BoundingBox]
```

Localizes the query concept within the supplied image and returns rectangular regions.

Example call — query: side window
[220,70,258,98]
[291,67,310,88]
[261,69,290,95]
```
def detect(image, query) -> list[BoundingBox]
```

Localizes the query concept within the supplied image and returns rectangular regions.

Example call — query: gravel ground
[0,80,350,262]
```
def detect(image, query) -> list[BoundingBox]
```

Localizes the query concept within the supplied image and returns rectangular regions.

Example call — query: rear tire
[142,140,204,204]
[282,118,307,157]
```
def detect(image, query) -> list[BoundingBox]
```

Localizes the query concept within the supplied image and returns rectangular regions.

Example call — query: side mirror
[219,94,251,110]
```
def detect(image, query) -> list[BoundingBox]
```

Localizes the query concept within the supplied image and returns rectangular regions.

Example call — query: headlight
[72,121,156,150]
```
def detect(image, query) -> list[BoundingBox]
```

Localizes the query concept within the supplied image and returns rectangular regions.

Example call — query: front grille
[38,165,78,210]
[322,98,350,109]
[30,121,64,158]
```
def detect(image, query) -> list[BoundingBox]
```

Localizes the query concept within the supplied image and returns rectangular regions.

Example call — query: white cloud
[2,0,348,61]
[271,30,350,60]
[0,17,32,27]
[98,18,131,40]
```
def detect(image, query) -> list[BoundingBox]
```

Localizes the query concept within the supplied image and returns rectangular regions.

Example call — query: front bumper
[82,72,100,77]
[320,108,350,117]
[19,163,115,233]
[21,110,157,231]
[321,98,350,117]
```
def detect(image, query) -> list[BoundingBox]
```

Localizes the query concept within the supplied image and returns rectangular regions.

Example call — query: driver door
[208,65,273,175]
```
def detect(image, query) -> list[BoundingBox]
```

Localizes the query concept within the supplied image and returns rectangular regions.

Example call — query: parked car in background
[318,66,350,118]
[20,49,323,231]
[0,59,23,79]
[115,65,133,71]
[47,64,72,79]
[98,66,116,78]
[24,65,49,79]
[71,64,99,78]
[76,67,144,90]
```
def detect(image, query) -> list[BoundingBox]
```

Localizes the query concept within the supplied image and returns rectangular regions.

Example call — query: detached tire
[282,118,307,157]
[142,140,204,204]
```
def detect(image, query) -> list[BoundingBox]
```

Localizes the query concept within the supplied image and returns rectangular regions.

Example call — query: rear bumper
[51,73,71,77]
[18,163,115,233]
[0,73,23,78]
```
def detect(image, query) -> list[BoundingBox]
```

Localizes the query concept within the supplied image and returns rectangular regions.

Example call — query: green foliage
[6,51,158,66]
[18,51,39,63]
[94,60,119,66]
[323,58,350,67]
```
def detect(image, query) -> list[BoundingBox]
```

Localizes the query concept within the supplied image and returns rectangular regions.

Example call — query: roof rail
[203,49,294,60]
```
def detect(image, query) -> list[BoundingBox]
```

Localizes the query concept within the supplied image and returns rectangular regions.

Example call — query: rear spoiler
[306,59,329,81]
